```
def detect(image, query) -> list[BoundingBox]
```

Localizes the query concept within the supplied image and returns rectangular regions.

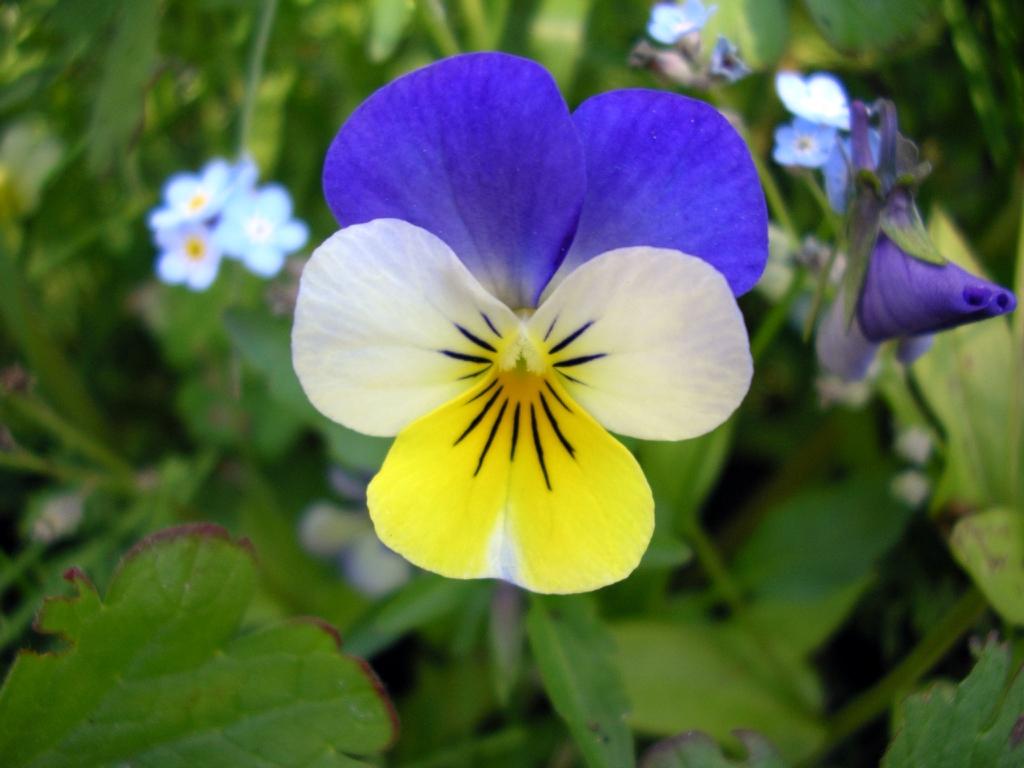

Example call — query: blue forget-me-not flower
[215,185,309,277]
[291,53,768,594]
[775,71,851,130]
[647,0,717,45]
[148,156,307,290]
[773,118,838,168]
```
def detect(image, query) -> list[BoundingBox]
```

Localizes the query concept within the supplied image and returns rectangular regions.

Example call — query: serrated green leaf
[642,731,789,768]
[882,637,1024,768]
[702,0,789,70]
[87,0,161,172]
[0,524,397,767]
[950,508,1024,625]
[612,620,824,761]
[527,595,635,768]
[802,0,941,52]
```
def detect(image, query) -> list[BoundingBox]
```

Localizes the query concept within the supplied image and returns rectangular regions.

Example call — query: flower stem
[751,148,799,245]
[2,391,133,480]
[237,0,279,154]
[804,586,988,766]
[751,266,808,363]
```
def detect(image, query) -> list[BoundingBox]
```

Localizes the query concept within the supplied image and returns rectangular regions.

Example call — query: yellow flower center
[186,191,209,213]
[184,236,207,261]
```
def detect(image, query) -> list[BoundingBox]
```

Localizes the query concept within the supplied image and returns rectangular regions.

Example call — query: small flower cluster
[772,71,851,174]
[147,157,308,291]
[631,1,750,89]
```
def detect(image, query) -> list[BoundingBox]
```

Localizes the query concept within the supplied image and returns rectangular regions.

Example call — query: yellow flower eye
[186,192,209,213]
[184,236,206,261]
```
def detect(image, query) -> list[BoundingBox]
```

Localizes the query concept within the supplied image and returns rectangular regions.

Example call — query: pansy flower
[147,158,236,231]
[215,184,309,277]
[292,53,767,593]
[816,100,1016,380]
[154,222,223,292]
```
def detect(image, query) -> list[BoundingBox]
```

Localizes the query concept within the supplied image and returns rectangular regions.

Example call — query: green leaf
[637,420,734,532]
[702,0,789,70]
[950,508,1024,625]
[224,308,391,470]
[733,473,913,655]
[802,0,941,52]
[368,0,416,62]
[527,595,635,768]
[612,620,824,761]
[344,574,482,657]
[880,200,944,265]
[87,0,161,172]
[642,731,789,768]
[0,524,397,767]
[913,209,1020,508]
[0,118,64,219]
[882,637,1024,767]
[528,0,593,88]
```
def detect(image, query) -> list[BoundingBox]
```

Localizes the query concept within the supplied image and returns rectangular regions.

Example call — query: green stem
[685,521,819,713]
[751,266,808,363]
[456,0,489,50]
[799,170,843,341]
[237,0,279,153]
[751,148,799,244]
[683,522,745,611]
[0,541,46,598]
[1010,186,1024,506]
[3,393,133,480]
[0,449,135,493]
[418,0,461,57]
[805,586,988,765]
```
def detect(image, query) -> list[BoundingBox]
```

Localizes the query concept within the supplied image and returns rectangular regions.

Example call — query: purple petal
[858,235,1017,341]
[555,90,767,296]
[815,295,879,381]
[323,52,586,308]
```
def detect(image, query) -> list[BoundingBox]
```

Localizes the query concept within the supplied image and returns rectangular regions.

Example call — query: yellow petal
[367,373,654,594]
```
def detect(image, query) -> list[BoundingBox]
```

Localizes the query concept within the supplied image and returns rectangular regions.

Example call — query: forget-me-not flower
[148,158,236,231]
[647,0,717,45]
[773,118,838,168]
[776,71,850,130]
[215,185,309,277]
[816,100,1016,380]
[292,53,767,594]
[709,35,750,83]
[154,222,223,292]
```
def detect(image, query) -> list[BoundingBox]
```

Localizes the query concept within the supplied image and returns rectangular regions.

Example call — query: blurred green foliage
[1,1,1023,766]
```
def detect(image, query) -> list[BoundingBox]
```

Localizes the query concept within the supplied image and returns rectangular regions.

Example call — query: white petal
[528,247,752,441]
[292,219,519,437]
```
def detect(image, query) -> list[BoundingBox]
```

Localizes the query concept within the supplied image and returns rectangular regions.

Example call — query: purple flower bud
[857,235,1016,341]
